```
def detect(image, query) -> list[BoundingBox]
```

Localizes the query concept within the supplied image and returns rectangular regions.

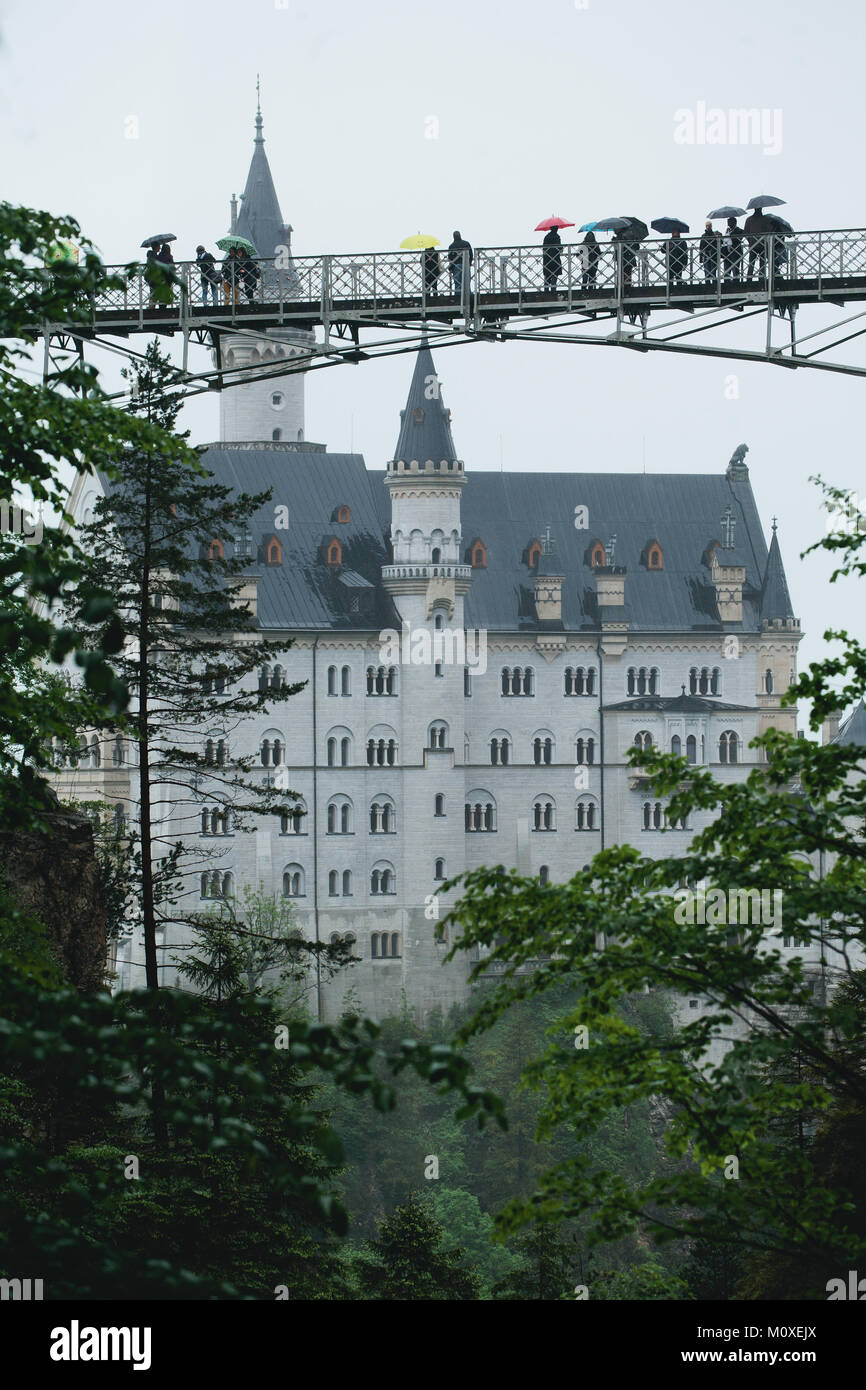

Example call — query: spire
[391,345,458,465]
[760,526,795,622]
[234,90,291,259]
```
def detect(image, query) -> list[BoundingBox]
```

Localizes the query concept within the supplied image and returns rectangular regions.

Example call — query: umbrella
[707,206,747,219]
[46,240,79,265]
[140,233,177,247]
[763,214,795,236]
[578,222,599,232]
[746,195,786,210]
[651,217,690,234]
[400,233,440,249]
[618,216,649,242]
[535,215,575,231]
[593,217,630,232]
[216,235,257,254]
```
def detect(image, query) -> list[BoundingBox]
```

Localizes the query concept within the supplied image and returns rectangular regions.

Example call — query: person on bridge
[722,218,745,282]
[542,225,563,293]
[145,240,175,307]
[196,245,220,307]
[744,209,769,281]
[700,222,719,286]
[580,231,600,291]
[239,248,261,304]
[424,246,441,296]
[222,248,241,304]
[448,231,473,295]
[667,229,688,286]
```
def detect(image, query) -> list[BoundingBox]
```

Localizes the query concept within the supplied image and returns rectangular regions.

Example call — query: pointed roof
[835,699,866,747]
[760,524,795,621]
[391,346,459,465]
[234,101,290,259]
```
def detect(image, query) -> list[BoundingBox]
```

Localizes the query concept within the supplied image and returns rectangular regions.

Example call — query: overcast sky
[3,0,865,702]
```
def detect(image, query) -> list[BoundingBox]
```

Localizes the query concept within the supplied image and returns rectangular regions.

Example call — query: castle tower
[218,97,312,444]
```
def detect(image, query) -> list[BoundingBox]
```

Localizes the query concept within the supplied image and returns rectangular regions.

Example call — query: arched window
[337,505,351,524]
[532,796,556,831]
[699,667,709,696]
[711,668,721,696]
[205,738,214,764]
[280,800,306,834]
[648,668,659,695]
[434,858,446,880]
[342,870,352,895]
[471,540,486,568]
[216,738,226,766]
[112,735,124,766]
[431,547,442,564]
[208,539,224,561]
[575,795,598,831]
[221,872,234,899]
[465,793,496,832]
[689,667,698,696]
[341,737,350,765]
[719,730,739,764]
[539,865,549,885]
[686,735,697,765]
[627,667,636,696]
[567,665,596,696]
[490,734,510,766]
[671,735,681,756]
[590,542,605,568]
[647,543,663,569]
[634,731,653,753]
[371,932,380,959]
[370,797,395,833]
[575,734,595,765]
[328,870,339,896]
[327,539,342,566]
[327,737,337,766]
[765,669,774,694]
[260,738,272,767]
[327,666,337,696]
[113,803,126,833]
[527,540,542,570]
[341,665,351,695]
[371,861,396,896]
[390,932,400,957]
[90,735,101,767]
[366,731,397,767]
[533,734,553,765]
[267,537,282,565]
[637,667,647,696]
[434,793,445,817]
[283,865,304,897]
[428,721,448,750]
[327,796,353,834]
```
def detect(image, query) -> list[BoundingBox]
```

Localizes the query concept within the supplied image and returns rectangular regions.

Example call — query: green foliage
[354,1191,482,1300]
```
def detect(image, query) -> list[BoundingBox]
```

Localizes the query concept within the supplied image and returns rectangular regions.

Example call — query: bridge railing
[75,229,866,319]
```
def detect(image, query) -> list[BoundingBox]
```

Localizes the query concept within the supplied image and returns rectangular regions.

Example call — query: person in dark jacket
[145,240,174,307]
[613,232,636,287]
[668,229,688,286]
[700,222,719,285]
[196,245,220,306]
[448,231,473,295]
[222,248,241,304]
[423,246,441,296]
[722,218,745,282]
[542,226,563,293]
[239,248,261,303]
[744,210,770,281]
[580,231,600,291]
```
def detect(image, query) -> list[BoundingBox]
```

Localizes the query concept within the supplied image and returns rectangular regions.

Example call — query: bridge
[37,229,866,395]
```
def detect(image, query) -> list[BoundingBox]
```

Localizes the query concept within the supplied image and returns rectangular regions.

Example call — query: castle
[56,107,820,1023]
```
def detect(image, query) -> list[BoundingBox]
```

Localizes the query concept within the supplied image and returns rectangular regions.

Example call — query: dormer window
[590,542,606,568]
[527,540,542,570]
[413,407,424,424]
[470,540,487,568]
[647,543,662,569]
[267,537,282,566]
[208,539,224,561]
[337,505,350,524]
[327,538,342,566]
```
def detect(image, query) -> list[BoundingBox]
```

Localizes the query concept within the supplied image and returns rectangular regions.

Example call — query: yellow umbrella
[400,233,440,250]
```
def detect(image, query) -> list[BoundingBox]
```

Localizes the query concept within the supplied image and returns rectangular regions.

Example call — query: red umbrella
[535,215,575,231]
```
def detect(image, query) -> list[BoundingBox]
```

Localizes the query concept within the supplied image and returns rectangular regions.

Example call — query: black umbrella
[707,206,746,219]
[141,233,177,247]
[763,214,795,236]
[619,216,649,242]
[593,217,630,232]
[746,195,786,210]
[651,217,689,234]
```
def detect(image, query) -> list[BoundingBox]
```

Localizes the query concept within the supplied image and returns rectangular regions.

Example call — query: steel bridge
[37,229,866,396]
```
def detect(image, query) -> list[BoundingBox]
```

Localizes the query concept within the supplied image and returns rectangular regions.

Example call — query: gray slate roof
[835,699,866,747]
[234,109,291,261]
[392,344,458,465]
[604,694,753,713]
[760,527,796,621]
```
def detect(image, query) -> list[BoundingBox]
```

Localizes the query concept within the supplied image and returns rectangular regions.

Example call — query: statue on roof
[729,443,749,469]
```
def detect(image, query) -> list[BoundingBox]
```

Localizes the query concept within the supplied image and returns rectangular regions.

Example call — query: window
[634,731,653,754]
[590,542,605,568]
[326,729,352,766]
[337,505,351,524]
[434,794,445,818]
[465,794,496,832]
[671,735,681,756]
[327,796,353,834]
[532,796,556,831]
[490,735,510,766]
[260,731,284,767]
[267,537,282,564]
[280,800,306,834]
[205,737,227,766]
[575,795,598,831]
[372,930,401,958]
[533,734,553,766]
[647,543,663,569]
[112,735,125,766]
[201,807,229,836]
[686,735,697,765]
[527,540,542,570]
[272,429,282,442]
[366,736,397,766]
[434,858,446,880]
[366,665,397,695]
[471,540,486,568]
[539,865,549,885]
[431,547,442,564]
[464,667,472,697]
[371,862,396,896]
[501,666,534,696]
[428,721,448,750]
[327,666,337,696]
[271,391,284,408]
[221,872,234,899]
[208,539,224,561]
[113,803,126,833]
[765,669,774,694]
[341,665,351,695]
[711,668,721,696]
[575,735,595,765]
[565,665,596,696]
[328,870,339,896]
[283,865,304,897]
[718,730,739,764]
[343,870,352,895]
[90,735,101,767]
[327,539,342,566]
[370,798,396,833]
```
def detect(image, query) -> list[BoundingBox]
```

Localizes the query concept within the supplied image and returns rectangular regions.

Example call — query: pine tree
[356,1190,481,1300]
[64,341,304,990]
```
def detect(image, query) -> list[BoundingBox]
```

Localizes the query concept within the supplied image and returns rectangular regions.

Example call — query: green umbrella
[216,235,257,254]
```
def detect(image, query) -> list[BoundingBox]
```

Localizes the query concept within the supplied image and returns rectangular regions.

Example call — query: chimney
[822,713,841,745]
[230,194,239,234]
[595,565,628,655]
[710,549,745,623]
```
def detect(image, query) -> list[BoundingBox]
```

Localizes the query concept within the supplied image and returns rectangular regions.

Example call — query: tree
[492,1221,577,1300]
[0,202,199,832]
[440,480,866,1290]
[355,1191,481,1300]
[63,340,305,990]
